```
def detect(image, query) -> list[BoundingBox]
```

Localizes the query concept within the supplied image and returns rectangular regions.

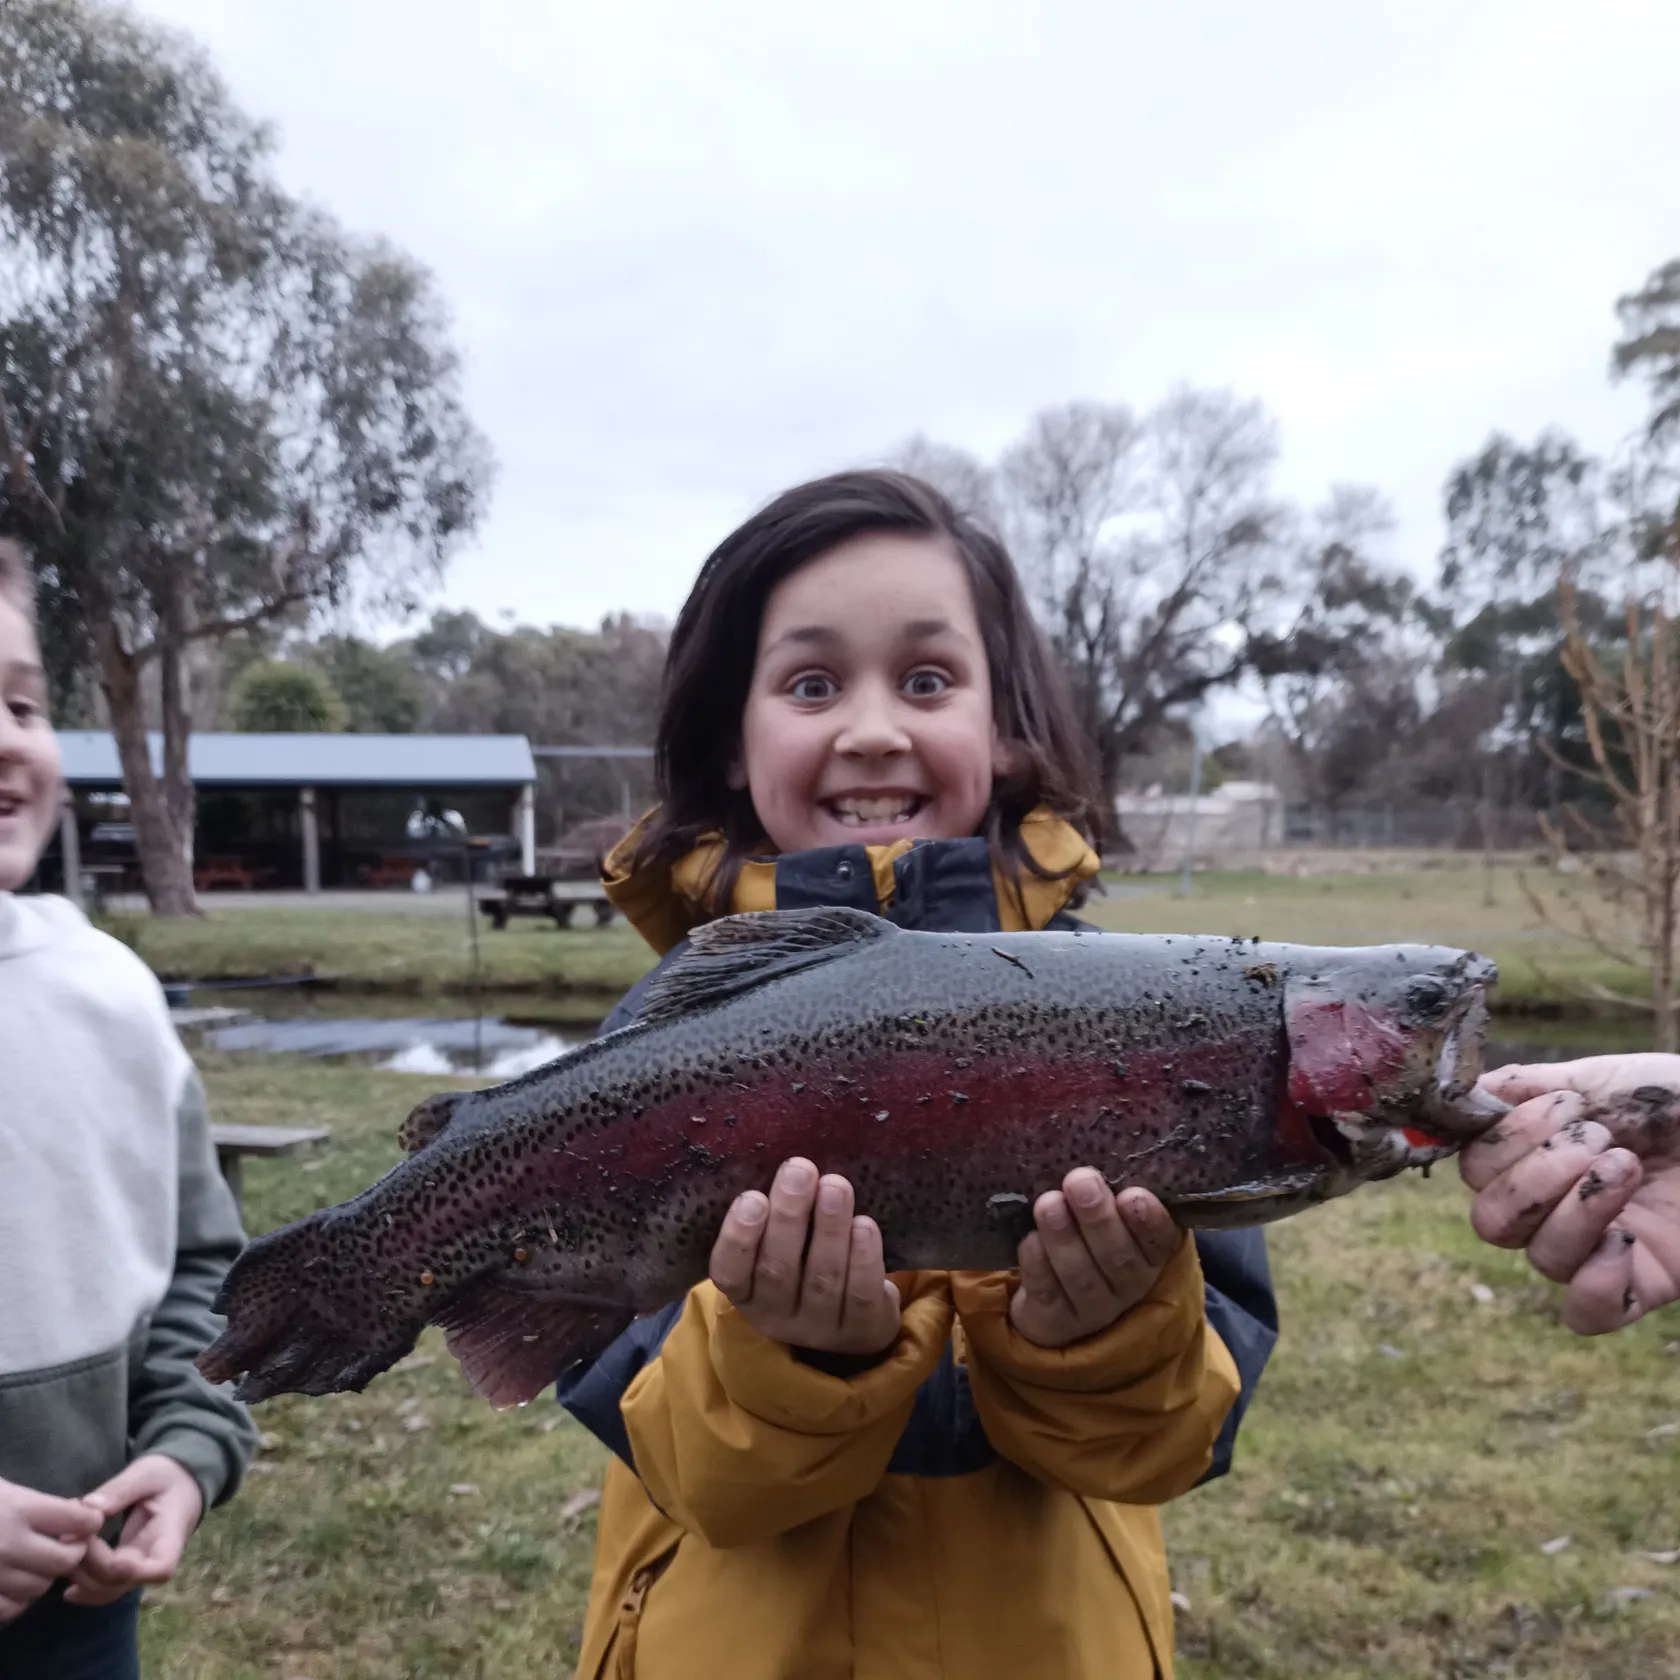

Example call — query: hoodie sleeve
[563,1276,951,1549]
[126,1070,257,1516]
[950,1234,1240,1507]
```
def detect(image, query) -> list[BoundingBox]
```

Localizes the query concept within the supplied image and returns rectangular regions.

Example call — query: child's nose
[834,685,912,758]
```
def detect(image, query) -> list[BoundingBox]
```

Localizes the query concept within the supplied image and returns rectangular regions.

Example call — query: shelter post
[516,783,536,876]
[59,796,82,907]
[300,786,321,895]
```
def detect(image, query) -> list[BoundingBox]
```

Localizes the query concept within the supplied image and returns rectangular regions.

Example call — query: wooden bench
[211,1123,330,1207]
[478,876,616,930]
[359,856,419,888]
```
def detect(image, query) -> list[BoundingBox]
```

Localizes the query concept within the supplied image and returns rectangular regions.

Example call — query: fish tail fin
[199,1214,415,1402]
[433,1283,633,1410]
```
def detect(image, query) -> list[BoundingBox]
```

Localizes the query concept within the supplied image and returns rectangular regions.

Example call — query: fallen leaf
[1378,1343,1404,1360]
[448,1483,479,1496]
[1639,1550,1680,1565]
[1469,1283,1495,1306]
[1645,1422,1680,1441]
[395,1353,437,1372]
[403,1412,430,1433]
[1170,1590,1192,1612]
[1540,1536,1572,1556]
[560,1488,603,1522]
[1608,1586,1652,1604]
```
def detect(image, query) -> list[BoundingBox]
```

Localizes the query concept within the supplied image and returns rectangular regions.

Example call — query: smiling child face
[0,595,62,892]
[733,532,1008,855]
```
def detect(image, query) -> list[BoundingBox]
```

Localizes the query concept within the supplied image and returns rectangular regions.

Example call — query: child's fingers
[1030,1189,1113,1314]
[0,1563,58,1622]
[2,1526,88,1580]
[841,1217,899,1343]
[708,1191,770,1304]
[1113,1187,1180,1270]
[1013,1229,1071,1325]
[1522,1150,1644,1282]
[752,1158,819,1318]
[1468,1118,1615,1248]
[797,1175,856,1332]
[1458,1092,1584,1191]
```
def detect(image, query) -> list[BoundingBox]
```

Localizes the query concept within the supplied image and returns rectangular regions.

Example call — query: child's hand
[61,1454,203,1608]
[0,1475,104,1623]
[1010,1170,1181,1348]
[709,1157,902,1356]
[1462,1057,1680,1334]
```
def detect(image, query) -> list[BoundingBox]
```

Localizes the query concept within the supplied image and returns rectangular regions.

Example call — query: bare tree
[995,391,1284,843]
[1525,577,1680,1047]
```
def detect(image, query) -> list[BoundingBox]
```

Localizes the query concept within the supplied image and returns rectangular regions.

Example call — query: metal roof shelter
[57,731,536,788]
[54,732,537,895]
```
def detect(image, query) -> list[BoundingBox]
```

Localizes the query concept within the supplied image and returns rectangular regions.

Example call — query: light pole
[1178,729,1203,898]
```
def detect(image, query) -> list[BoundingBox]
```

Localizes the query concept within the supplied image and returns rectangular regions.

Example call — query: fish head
[1284,945,1506,1188]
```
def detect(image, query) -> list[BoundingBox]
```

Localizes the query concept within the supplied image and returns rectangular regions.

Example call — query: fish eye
[1405,976,1452,1020]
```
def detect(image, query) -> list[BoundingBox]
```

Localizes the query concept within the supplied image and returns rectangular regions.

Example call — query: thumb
[81,1455,174,1517]
[1477,1062,1579,1106]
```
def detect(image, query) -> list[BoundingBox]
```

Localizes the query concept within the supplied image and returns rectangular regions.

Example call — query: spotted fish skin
[200,908,1499,1408]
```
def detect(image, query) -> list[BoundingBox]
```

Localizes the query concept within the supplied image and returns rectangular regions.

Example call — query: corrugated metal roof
[57,731,536,788]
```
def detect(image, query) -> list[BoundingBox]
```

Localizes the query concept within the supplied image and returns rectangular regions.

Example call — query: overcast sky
[137,0,1678,634]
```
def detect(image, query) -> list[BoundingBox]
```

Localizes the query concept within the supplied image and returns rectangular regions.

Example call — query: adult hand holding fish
[1463,1055,1680,1334]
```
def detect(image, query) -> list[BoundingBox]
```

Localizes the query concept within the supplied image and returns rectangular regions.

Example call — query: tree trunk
[78,573,199,916]
[157,572,196,853]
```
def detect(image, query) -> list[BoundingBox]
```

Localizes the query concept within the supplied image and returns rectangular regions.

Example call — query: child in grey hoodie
[0,538,254,1678]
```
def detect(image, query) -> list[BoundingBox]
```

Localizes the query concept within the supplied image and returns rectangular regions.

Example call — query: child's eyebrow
[0,658,46,688]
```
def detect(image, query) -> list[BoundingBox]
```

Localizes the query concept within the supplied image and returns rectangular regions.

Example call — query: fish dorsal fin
[397,1091,464,1154]
[640,907,896,1025]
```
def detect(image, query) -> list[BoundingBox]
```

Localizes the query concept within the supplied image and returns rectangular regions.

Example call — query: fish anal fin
[642,907,896,1025]
[434,1284,633,1410]
[398,1091,464,1154]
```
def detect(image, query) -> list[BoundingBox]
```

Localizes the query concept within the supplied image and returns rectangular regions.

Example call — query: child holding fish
[559,471,1278,1680]
[0,539,254,1678]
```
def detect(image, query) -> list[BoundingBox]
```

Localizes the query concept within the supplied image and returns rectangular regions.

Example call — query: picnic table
[477,876,617,930]
[210,1123,329,1207]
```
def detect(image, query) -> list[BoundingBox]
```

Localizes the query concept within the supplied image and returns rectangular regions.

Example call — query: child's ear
[726,750,748,792]
[991,733,1028,780]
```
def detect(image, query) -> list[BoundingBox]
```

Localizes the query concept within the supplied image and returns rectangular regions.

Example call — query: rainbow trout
[201,907,1502,1408]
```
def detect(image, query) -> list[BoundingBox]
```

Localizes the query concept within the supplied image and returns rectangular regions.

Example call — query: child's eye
[7,698,41,726]
[903,669,950,699]
[789,673,837,703]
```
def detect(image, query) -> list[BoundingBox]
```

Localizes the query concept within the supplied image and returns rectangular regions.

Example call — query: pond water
[179,986,1653,1079]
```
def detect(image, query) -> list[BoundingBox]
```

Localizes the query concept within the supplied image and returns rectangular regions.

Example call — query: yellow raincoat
[560,817,1251,1679]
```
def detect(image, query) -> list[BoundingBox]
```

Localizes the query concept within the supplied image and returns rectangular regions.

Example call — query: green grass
[1088,863,1653,1016]
[103,906,657,1004]
[98,859,1655,1020]
[142,1051,1680,1678]
[142,1056,612,1680]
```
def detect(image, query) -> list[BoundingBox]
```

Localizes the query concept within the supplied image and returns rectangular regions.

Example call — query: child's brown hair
[0,537,36,625]
[634,469,1102,912]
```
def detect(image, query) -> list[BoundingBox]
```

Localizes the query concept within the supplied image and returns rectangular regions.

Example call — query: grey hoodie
[0,894,255,1514]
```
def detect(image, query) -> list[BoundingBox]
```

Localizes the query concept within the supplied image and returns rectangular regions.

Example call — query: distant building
[1114,780,1282,870]
[43,732,537,897]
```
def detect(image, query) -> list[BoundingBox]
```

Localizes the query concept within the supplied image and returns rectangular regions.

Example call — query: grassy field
[105,903,656,1004]
[1085,861,1652,1016]
[140,1052,1680,1679]
[105,859,1655,1020]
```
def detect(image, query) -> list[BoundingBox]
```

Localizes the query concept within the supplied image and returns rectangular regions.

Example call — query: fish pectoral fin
[432,1284,634,1410]
[1169,1171,1325,1207]
[641,906,896,1024]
